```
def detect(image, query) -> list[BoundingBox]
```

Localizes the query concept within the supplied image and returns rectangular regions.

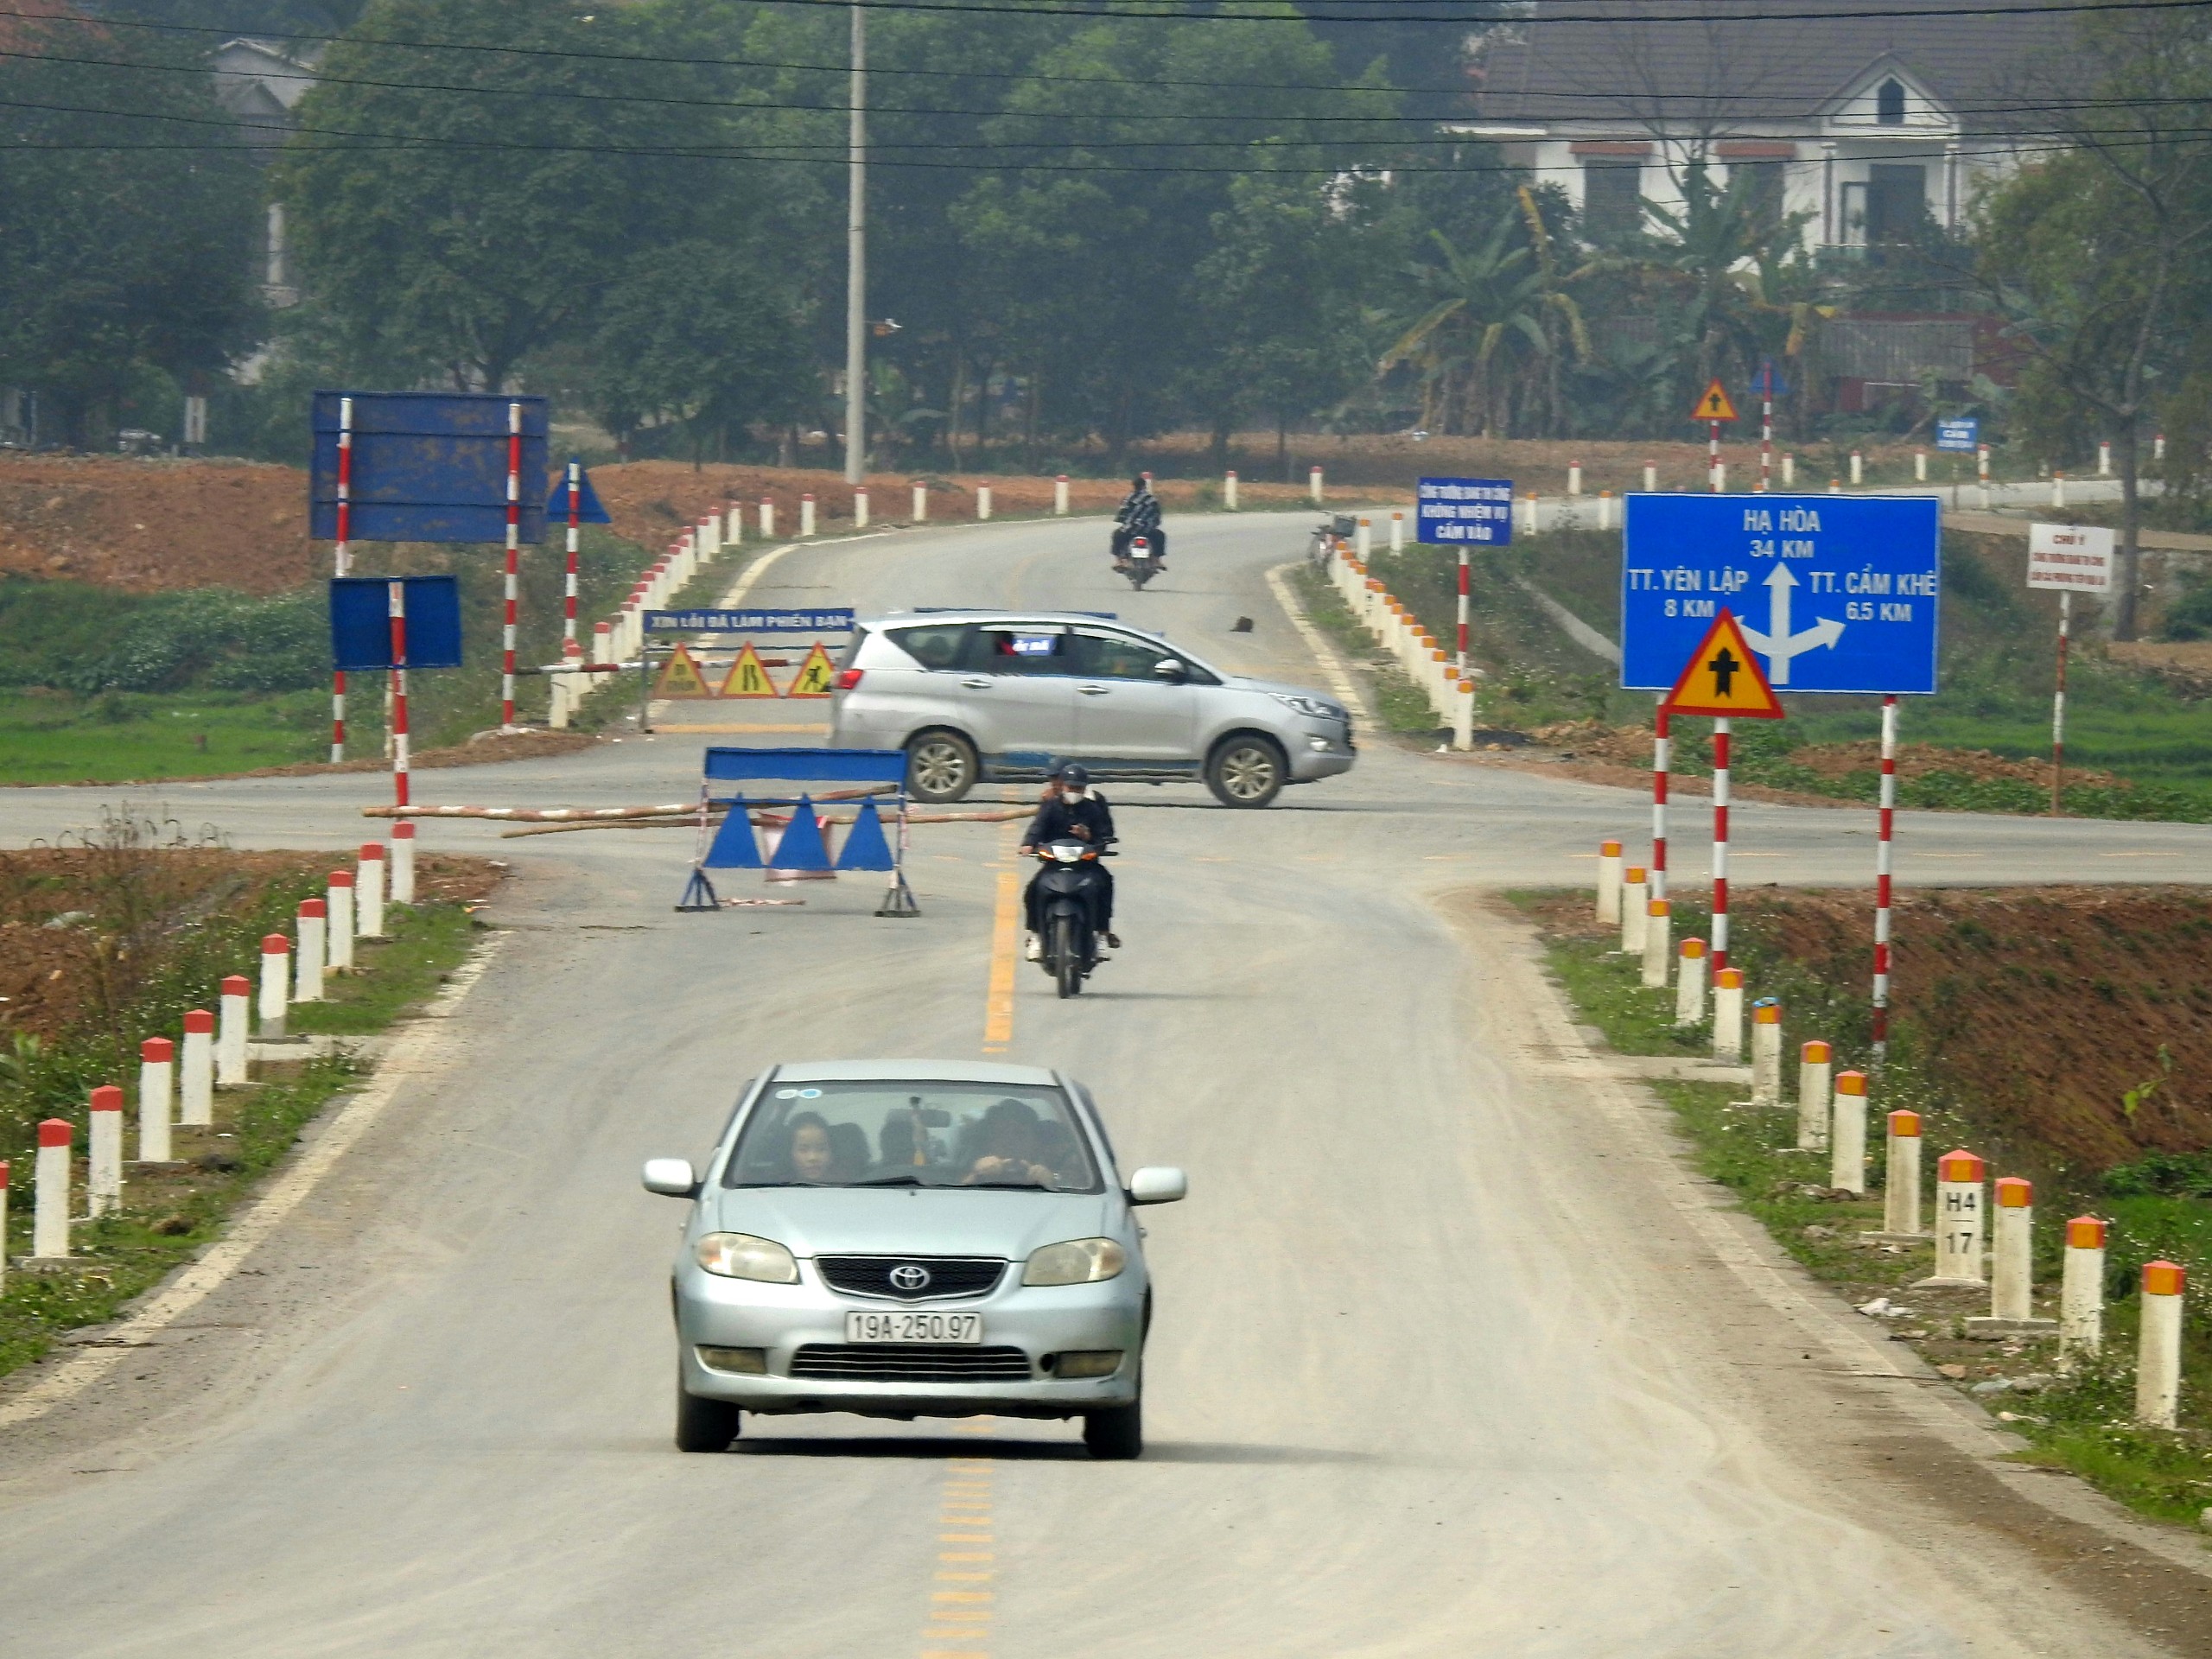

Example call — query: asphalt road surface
[0,512,2205,1657]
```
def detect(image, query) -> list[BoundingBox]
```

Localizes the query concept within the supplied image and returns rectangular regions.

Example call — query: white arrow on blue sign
[1620,494,1941,695]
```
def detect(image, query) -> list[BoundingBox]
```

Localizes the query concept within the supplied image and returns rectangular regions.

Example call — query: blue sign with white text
[1620,494,1941,695]
[1935,417,1980,453]
[644,608,855,633]
[1417,476,1513,545]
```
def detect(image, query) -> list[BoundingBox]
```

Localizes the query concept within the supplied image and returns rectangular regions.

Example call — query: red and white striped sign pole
[1711,715,1731,970]
[501,401,523,731]
[1759,385,1773,493]
[563,457,582,648]
[389,580,411,807]
[331,395,354,762]
[1872,695,1897,1060]
[1708,418,1722,493]
[2050,592,2072,815]
[1649,707,1670,905]
[1455,549,1470,677]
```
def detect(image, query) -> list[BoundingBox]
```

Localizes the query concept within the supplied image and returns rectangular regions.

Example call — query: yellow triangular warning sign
[717,641,780,698]
[1691,378,1739,422]
[785,641,838,698]
[652,644,712,698]
[1662,609,1784,718]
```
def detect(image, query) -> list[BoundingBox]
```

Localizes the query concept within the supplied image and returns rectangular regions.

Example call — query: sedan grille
[789,1344,1033,1383]
[817,1255,1005,1302]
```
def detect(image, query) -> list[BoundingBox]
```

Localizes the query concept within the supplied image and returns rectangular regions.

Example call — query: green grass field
[0,689,327,784]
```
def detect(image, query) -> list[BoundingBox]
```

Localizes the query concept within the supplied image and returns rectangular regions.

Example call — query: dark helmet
[1130,475,1148,493]
[1058,763,1091,787]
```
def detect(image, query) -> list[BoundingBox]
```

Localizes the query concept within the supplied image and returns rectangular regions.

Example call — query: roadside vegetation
[1517,887,2212,1526]
[1287,566,1442,740]
[0,813,498,1381]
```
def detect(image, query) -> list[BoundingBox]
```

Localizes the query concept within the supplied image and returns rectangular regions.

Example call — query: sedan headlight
[696,1232,800,1282]
[1022,1237,1126,1287]
[1271,692,1343,721]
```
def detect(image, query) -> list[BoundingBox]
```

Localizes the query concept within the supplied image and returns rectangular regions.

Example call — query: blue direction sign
[645,607,855,633]
[1620,494,1941,695]
[1935,416,1980,453]
[1416,476,1513,545]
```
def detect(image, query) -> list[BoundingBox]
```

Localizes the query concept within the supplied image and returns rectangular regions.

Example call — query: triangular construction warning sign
[717,641,780,699]
[1662,609,1784,718]
[652,644,712,698]
[785,642,838,698]
[1691,378,1739,422]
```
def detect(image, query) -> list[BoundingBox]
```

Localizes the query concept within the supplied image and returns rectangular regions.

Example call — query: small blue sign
[546,460,613,524]
[1750,359,1789,401]
[1416,476,1513,545]
[1621,494,1941,696]
[309,392,550,544]
[329,575,463,671]
[1935,417,1980,453]
[645,607,855,633]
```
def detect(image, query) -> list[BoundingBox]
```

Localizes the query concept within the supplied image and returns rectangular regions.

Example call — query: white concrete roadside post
[1643,460,1657,492]
[1596,839,1623,924]
[1973,1176,2056,1333]
[33,1118,71,1259]
[801,493,817,537]
[1978,444,1992,507]
[358,842,386,940]
[1389,511,1404,551]
[2135,1261,2185,1429]
[760,495,777,537]
[295,899,327,1002]
[2060,1216,2107,1357]
[1309,466,1324,504]
[1356,518,1371,560]
[1712,968,1744,1061]
[1619,867,1647,954]
[217,974,251,1084]
[1915,448,1928,482]
[1878,1109,1923,1236]
[327,872,355,974]
[1850,450,1864,486]
[137,1039,174,1165]
[180,1009,214,1128]
[1568,459,1582,496]
[88,1084,123,1217]
[1224,471,1238,511]
[1829,1070,1868,1195]
[1641,899,1672,988]
[1054,475,1069,516]
[912,482,928,522]
[1599,491,1615,531]
[2099,440,2112,477]
[855,485,870,528]
[976,485,992,522]
[1749,1000,1783,1105]
[1674,938,1707,1025]
[1796,1040,1833,1151]
[724,504,743,543]
[1783,453,1796,486]
[2052,471,2067,508]
[391,821,417,906]
[1919,1149,1987,1287]
[258,933,290,1038]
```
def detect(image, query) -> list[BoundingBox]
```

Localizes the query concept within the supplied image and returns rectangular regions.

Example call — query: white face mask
[1064,786,1088,801]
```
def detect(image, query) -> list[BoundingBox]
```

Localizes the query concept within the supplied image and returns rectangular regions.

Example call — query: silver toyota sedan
[642,1058,1186,1459]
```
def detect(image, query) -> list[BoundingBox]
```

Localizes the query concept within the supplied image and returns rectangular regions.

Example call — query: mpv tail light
[835,668,865,690]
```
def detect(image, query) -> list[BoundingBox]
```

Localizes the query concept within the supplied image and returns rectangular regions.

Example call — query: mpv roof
[769,1058,1061,1086]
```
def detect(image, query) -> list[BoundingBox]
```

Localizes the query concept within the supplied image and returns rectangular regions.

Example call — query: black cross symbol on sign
[1708,646,1740,696]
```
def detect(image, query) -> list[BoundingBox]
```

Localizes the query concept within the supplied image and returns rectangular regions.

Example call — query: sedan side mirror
[1152,658,1187,683]
[641,1157,701,1198]
[1127,1166,1187,1205]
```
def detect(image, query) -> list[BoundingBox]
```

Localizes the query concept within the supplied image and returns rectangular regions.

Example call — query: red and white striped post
[181,1010,214,1128]
[89,1084,123,1217]
[1711,715,1731,970]
[2136,1261,2185,1428]
[331,394,354,762]
[1922,1150,1986,1287]
[391,821,416,906]
[1796,1039,1832,1151]
[1707,418,1722,493]
[1649,707,1670,905]
[218,974,251,1084]
[295,899,327,1002]
[388,580,410,807]
[327,872,355,973]
[358,842,387,940]
[1759,384,1773,493]
[2060,1216,2106,1357]
[1871,696,1898,1059]
[1456,549,1470,677]
[562,458,581,646]
[2050,593,2072,816]
[501,400,523,731]
[137,1039,174,1164]
[258,935,289,1038]
[34,1118,71,1258]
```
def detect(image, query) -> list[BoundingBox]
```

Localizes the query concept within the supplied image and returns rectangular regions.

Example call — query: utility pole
[843,3,867,485]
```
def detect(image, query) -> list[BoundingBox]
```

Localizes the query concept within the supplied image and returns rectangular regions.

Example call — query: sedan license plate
[846,1310,982,1344]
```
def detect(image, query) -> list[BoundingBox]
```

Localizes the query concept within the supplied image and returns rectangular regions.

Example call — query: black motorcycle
[1111,529,1162,590]
[1033,840,1109,997]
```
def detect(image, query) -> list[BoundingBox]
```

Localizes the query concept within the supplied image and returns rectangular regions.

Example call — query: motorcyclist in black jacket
[1019,764,1118,959]
[1110,475,1166,567]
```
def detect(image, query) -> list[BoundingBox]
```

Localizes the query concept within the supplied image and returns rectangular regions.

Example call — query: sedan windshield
[724,1081,1103,1192]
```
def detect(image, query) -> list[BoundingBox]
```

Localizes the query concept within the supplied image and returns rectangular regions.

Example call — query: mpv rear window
[885,622,971,669]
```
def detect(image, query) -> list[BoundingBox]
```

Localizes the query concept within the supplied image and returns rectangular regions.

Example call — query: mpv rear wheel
[675,1376,742,1452]
[906,730,978,804]
[1084,1396,1142,1460]
[1205,734,1286,809]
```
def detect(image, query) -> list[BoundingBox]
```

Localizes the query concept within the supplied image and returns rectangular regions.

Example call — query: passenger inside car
[787,1112,836,1183]
[961,1098,1065,1188]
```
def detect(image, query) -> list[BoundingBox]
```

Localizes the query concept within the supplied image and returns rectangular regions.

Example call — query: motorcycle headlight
[1271,693,1342,721]
[695,1232,800,1282]
[1022,1237,1126,1287]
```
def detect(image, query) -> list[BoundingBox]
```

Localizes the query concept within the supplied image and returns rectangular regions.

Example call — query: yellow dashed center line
[920,1433,999,1658]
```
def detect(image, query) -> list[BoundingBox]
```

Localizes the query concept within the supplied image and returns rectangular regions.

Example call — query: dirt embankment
[0,455,313,594]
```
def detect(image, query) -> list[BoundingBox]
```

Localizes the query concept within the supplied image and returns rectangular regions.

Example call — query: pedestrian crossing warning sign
[1691,379,1739,422]
[785,642,839,697]
[652,644,713,698]
[719,641,779,698]
[1662,609,1783,717]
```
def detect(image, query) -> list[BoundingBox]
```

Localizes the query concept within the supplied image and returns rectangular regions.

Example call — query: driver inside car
[1018,762,1118,960]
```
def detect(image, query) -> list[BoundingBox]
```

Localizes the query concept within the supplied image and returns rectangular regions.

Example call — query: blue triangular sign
[766,797,834,872]
[835,800,896,871]
[702,804,761,868]
[545,459,612,524]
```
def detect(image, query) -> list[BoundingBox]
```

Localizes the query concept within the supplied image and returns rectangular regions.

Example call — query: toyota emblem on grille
[888,1263,932,1291]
